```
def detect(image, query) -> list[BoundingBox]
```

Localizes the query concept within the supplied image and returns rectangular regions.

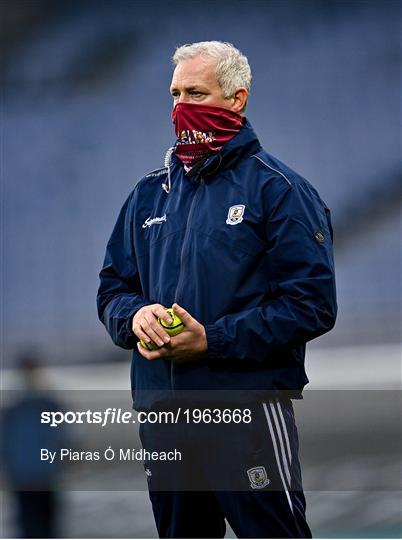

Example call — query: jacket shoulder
[249,148,307,188]
[249,149,328,216]
[142,166,169,180]
[134,166,169,191]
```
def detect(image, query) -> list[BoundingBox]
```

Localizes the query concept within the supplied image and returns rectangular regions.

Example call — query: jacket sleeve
[97,190,149,349]
[205,181,337,363]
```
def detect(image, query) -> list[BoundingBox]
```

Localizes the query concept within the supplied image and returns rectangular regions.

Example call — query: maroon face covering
[171,102,243,168]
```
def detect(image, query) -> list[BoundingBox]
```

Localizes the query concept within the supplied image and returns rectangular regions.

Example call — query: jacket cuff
[205,324,223,360]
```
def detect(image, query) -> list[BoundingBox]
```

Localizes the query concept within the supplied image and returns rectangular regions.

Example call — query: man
[97,41,337,538]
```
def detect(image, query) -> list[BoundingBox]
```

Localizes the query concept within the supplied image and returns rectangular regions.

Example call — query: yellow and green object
[140,307,184,350]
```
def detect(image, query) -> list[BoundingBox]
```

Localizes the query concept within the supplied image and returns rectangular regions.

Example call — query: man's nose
[177,93,190,103]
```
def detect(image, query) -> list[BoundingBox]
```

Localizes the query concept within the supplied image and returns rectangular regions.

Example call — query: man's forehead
[170,56,218,87]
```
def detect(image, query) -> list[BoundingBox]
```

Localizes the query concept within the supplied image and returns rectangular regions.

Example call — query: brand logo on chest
[142,213,167,229]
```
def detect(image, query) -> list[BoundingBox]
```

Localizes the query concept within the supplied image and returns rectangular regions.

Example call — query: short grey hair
[172,41,252,100]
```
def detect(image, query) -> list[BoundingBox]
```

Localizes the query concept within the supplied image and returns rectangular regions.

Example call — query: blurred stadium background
[1,0,401,538]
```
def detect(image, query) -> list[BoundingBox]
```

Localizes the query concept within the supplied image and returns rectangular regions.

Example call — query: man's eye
[190,91,203,96]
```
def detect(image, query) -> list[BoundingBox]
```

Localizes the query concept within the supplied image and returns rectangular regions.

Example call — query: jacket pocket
[193,221,266,257]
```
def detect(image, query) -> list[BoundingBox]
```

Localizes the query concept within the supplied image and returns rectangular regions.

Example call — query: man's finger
[132,323,154,344]
[144,313,171,341]
[137,341,170,360]
[141,317,170,346]
[172,303,194,327]
[137,341,159,359]
[152,304,173,324]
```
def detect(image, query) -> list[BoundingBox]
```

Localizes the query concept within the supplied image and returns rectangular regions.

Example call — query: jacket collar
[172,118,262,181]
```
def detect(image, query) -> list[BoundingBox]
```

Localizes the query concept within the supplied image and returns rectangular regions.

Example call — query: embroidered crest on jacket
[226,204,245,225]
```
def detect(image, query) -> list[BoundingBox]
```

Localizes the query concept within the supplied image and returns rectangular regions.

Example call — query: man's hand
[136,303,208,363]
[132,304,173,348]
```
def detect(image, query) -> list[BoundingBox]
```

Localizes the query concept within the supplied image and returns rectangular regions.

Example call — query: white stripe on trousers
[262,401,294,515]
[274,399,293,473]
[269,400,292,486]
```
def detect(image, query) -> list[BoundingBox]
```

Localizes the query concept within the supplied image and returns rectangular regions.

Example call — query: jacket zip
[170,176,204,393]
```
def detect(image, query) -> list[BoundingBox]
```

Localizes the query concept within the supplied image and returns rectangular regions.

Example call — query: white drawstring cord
[162,147,175,193]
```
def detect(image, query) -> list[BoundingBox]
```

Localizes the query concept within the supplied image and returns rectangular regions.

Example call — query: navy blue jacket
[97,120,337,410]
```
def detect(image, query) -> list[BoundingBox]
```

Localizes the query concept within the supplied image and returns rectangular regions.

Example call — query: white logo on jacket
[142,213,167,228]
[226,205,245,225]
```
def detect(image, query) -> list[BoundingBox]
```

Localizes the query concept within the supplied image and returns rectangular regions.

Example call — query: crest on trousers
[247,466,270,489]
[226,204,245,225]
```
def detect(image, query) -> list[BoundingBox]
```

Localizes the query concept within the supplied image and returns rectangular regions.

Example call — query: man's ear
[231,88,249,114]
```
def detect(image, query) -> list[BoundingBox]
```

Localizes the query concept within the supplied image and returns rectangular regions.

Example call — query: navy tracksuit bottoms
[139,398,312,538]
